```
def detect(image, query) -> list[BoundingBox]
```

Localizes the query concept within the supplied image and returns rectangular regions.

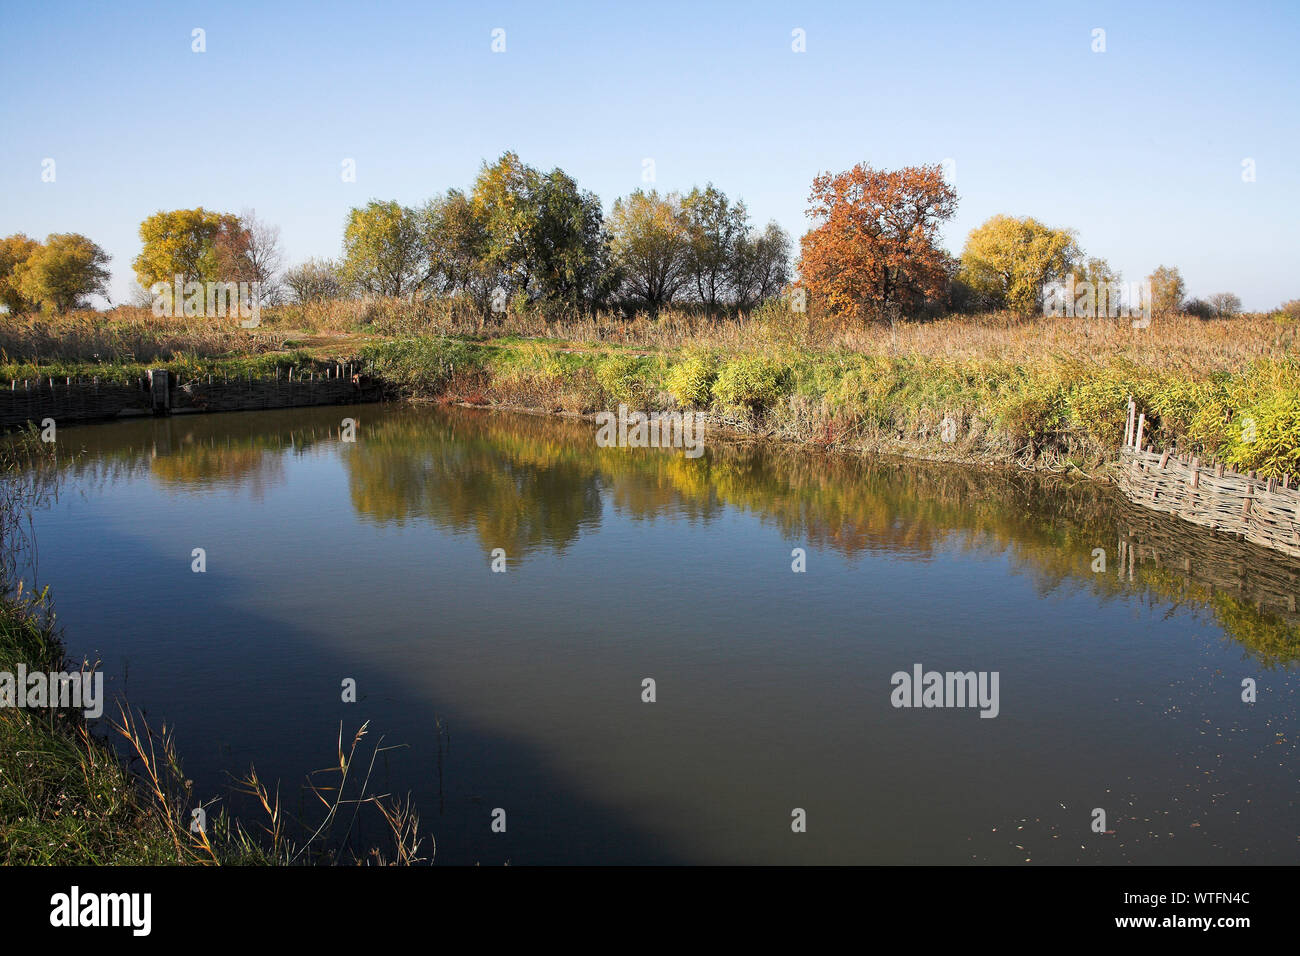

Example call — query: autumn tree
[467,152,609,308]
[213,209,284,304]
[1078,257,1123,315]
[798,163,957,321]
[418,189,494,302]
[0,234,40,313]
[13,233,111,312]
[608,189,690,314]
[958,215,1081,314]
[340,200,423,297]
[1147,264,1186,316]
[469,152,538,295]
[133,208,239,289]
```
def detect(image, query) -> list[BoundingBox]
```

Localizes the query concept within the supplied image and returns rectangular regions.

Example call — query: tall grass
[14,301,1294,369]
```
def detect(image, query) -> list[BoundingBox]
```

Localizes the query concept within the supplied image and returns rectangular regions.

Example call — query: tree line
[0,152,1261,320]
[113,152,791,318]
[796,163,1248,320]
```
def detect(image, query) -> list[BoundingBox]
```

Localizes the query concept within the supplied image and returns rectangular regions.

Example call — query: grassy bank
[0,591,184,864]
[5,303,1299,476]
[362,316,1300,477]
[0,585,426,865]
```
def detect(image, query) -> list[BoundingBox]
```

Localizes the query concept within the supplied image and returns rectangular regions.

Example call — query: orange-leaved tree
[798,163,956,321]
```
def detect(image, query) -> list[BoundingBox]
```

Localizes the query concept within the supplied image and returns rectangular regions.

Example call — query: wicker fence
[1114,399,1300,560]
[0,364,383,429]
[1116,496,1300,623]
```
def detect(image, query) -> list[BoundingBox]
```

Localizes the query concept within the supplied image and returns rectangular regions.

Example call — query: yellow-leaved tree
[958,215,1081,314]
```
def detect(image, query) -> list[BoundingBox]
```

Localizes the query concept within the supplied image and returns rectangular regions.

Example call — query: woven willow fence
[0,364,381,428]
[1114,399,1300,559]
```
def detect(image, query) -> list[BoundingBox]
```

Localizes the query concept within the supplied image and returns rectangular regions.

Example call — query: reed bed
[6,302,1294,375]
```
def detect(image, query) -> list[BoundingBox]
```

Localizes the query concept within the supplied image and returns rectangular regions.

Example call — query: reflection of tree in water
[45,411,350,499]
[346,410,604,560]
[150,442,284,496]
[29,401,1298,665]
[349,406,1299,665]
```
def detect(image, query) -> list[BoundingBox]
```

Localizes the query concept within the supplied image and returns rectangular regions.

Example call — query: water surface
[28,404,1300,864]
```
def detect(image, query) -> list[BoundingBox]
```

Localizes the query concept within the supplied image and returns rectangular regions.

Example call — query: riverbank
[359,325,1300,481]
[0,591,183,863]
[6,304,1297,477]
[0,586,429,865]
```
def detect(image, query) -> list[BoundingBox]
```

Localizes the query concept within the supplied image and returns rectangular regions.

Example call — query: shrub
[665,350,718,407]
[363,337,486,395]
[994,367,1070,451]
[1068,373,1143,448]
[1219,361,1300,475]
[595,353,660,406]
[711,357,792,416]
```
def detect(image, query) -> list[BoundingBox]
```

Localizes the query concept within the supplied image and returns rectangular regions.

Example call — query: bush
[665,350,718,407]
[1067,372,1143,448]
[595,353,660,406]
[1219,361,1300,475]
[993,367,1069,451]
[363,337,486,395]
[712,357,792,416]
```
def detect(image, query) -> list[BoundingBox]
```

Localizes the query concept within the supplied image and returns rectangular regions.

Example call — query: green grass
[0,591,183,864]
[0,350,331,387]
[361,333,1300,476]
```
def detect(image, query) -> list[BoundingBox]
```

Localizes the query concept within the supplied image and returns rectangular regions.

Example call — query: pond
[26,403,1300,864]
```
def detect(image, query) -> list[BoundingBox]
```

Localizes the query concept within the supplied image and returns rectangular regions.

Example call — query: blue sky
[1,0,1297,310]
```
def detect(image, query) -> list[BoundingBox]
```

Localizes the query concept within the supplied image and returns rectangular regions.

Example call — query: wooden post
[1134,413,1145,452]
[147,368,171,416]
[1190,457,1200,490]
